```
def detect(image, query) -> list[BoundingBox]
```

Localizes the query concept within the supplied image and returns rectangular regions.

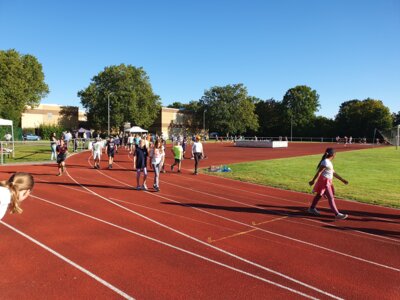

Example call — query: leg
[136,170,141,188]
[310,194,322,209]
[324,188,340,215]
[194,153,200,174]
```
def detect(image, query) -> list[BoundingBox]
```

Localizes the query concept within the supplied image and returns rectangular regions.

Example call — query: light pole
[203,109,207,133]
[107,92,113,136]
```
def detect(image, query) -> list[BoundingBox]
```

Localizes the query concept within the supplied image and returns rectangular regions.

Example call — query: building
[149,107,193,137]
[21,104,86,129]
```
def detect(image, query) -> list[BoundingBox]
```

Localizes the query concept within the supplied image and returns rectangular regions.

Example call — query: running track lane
[0,142,398,299]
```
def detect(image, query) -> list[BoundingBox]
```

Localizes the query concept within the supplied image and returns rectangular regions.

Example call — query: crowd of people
[50,131,205,193]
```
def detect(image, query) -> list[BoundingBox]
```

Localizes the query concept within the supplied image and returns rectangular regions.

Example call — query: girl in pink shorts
[308,148,349,220]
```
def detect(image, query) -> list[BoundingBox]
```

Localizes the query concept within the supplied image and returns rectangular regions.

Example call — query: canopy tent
[0,118,15,159]
[125,126,148,133]
[78,127,88,133]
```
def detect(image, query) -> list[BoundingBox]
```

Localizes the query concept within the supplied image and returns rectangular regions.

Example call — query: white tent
[0,118,15,158]
[125,126,148,133]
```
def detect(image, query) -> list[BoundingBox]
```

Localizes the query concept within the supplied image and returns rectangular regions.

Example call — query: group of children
[1,144,350,222]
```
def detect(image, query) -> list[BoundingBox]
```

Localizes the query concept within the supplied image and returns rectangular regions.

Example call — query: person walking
[134,139,149,190]
[150,139,164,192]
[171,141,183,173]
[308,148,349,220]
[92,137,103,169]
[105,136,117,169]
[50,132,58,161]
[191,136,204,175]
[0,172,34,220]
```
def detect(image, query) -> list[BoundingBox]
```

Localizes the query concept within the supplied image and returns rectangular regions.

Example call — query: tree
[252,98,285,136]
[0,49,49,125]
[392,111,400,126]
[199,84,258,135]
[335,98,392,137]
[78,64,161,131]
[167,102,186,109]
[281,85,320,136]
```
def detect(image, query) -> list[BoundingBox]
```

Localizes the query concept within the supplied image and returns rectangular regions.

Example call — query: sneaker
[178,170,181,173]
[335,213,348,220]
[142,184,148,191]
[135,186,141,190]
[171,165,174,171]
[307,208,321,216]
[153,183,156,189]
[57,173,62,176]
[154,186,160,192]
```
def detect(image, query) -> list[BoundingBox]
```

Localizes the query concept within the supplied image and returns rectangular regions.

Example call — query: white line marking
[110,160,400,272]
[68,166,344,299]
[0,221,134,300]
[30,194,319,300]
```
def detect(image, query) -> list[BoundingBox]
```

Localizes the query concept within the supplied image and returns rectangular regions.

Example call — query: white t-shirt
[0,186,11,220]
[321,159,334,179]
[192,142,203,154]
[151,148,163,165]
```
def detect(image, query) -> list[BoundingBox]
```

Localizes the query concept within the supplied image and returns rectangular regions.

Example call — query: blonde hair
[0,172,34,214]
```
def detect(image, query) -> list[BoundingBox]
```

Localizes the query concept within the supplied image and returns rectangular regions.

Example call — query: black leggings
[194,152,202,173]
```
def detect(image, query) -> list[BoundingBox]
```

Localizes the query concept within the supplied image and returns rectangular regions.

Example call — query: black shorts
[174,158,181,163]
[57,153,67,164]
[108,151,115,158]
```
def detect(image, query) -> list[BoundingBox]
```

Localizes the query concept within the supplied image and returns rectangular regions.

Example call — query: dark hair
[316,148,336,169]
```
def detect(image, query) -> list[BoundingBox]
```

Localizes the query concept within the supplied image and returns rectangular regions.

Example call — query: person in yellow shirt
[170,141,183,173]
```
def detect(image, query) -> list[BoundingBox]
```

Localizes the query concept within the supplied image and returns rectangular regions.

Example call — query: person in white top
[308,148,349,220]
[0,172,34,220]
[92,137,103,169]
[191,136,204,175]
[150,139,164,192]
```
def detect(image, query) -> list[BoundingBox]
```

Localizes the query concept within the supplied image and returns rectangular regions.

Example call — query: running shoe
[135,186,141,190]
[307,208,321,216]
[335,213,348,220]
[154,186,160,192]
[142,184,148,191]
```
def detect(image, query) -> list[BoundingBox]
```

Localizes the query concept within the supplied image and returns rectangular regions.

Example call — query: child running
[56,139,68,176]
[0,172,34,220]
[134,139,148,190]
[308,148,349,220]
[150,139,164,192]
[171,141,183,173]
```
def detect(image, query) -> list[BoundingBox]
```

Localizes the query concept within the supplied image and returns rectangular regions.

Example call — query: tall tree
[252,98,285,136]
[199,84,258,135]
[78,64,161,131]
[392,111,400,126]
[335,98,392,137]
[0,49,49,124]
[281,85,320,136]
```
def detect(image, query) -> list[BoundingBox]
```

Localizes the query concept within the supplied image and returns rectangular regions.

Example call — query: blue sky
[1,0,399,118]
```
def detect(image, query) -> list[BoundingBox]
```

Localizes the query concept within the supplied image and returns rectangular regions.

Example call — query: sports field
[208,146,400,208]
[0,142,399,299]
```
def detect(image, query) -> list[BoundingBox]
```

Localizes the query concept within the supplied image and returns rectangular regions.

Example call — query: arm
[333,172,348,185]
[309,166,325,186]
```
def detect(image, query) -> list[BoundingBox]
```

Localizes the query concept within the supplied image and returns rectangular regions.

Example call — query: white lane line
[0,221,134,300]
[30,194,319,300]
[109,161,400,272]
[70,167,344,300]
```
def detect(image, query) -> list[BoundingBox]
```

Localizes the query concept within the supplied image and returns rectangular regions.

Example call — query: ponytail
[0,172,34,215]
[316,148,336,169]
[8,181,22,214]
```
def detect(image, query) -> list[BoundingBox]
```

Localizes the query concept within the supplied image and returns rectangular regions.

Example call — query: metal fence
[0,138,94,165]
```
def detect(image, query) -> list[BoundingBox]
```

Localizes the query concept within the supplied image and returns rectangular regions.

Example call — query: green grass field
[1,141,87,164]
[205,147,400,208]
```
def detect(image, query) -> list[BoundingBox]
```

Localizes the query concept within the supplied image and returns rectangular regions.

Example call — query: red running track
[0,142,399,299]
